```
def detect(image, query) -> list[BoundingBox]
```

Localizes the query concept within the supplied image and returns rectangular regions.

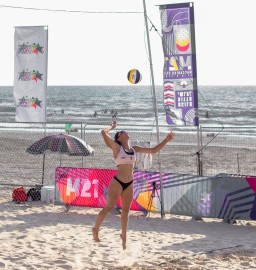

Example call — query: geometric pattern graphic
[218,187,255,221]
[218,177,256,221]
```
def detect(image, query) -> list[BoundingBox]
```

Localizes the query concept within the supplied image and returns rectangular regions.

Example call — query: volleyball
[127,69,142,84]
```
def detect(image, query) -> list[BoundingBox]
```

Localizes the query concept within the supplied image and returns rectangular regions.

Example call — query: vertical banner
[159,3,199,126]
[14,26,48,122]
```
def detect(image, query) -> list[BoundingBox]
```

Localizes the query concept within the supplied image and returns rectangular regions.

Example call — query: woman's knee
[103,204,114,213]
[121,208,130,216]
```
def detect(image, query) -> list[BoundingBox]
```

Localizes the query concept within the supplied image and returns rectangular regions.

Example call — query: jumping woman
[92,120,175,250]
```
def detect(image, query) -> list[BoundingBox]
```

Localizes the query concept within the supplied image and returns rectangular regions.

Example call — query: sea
[0,85,256,134]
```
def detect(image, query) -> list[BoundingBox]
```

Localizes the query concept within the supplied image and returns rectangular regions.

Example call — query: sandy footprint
[114,242,143,268]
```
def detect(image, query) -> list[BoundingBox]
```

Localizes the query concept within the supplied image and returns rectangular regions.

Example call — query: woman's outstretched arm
[133,131,175,154]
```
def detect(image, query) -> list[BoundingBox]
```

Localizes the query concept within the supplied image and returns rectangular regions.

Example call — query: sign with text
[55,167,160,211]
[55,168,256,221]
[55,167,117,207]
[159,3,199,126]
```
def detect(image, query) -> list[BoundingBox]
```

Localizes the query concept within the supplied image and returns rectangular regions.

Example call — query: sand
[0,185,255,270]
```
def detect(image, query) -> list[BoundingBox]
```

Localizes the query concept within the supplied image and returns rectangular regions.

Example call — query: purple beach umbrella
[26,134,94,184]
[26,134,94,156]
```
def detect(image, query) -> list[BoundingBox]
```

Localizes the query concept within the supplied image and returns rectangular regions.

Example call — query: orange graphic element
[58,184,77,205]
[176,27,190,52]
[136,191,157,211]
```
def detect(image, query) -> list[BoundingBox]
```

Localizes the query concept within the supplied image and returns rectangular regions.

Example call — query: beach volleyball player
[92,120,175,250]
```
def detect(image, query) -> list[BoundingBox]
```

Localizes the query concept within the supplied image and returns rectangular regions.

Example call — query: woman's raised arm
[133,131,175,154]
[101,120,117,149]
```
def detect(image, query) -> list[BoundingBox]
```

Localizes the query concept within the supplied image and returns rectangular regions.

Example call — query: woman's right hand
[111,120,117,129]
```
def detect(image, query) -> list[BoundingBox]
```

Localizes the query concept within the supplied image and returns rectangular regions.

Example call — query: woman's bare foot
[92,227,100,242]
[120,234,126,250]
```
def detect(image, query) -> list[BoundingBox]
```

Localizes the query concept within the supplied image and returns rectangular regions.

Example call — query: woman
[92,120,175,250]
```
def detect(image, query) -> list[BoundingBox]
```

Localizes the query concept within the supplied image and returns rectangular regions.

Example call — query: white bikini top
[115,146,136,166]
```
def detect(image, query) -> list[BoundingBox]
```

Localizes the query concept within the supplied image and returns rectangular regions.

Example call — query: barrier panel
[162,173,256,222]
[55,167,256,221]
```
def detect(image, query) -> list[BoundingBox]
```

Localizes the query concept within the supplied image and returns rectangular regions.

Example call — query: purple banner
[160,3,199,126]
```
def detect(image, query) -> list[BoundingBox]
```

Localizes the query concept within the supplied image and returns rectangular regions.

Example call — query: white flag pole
[143,0,165,217]
[43,26,48,139]
[44,26,48,126]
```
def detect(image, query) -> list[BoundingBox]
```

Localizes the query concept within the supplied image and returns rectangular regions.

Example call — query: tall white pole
[143,0,165,217]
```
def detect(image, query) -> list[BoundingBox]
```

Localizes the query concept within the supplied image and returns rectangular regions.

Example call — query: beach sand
[0,186,256,270]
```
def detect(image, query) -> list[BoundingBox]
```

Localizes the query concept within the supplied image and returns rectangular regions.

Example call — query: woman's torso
[114,146,136,182]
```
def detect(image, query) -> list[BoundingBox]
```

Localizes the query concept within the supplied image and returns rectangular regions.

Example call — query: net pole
[143,0,165,217]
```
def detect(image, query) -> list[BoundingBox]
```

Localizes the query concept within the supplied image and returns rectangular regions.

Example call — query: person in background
[92,120,175,250]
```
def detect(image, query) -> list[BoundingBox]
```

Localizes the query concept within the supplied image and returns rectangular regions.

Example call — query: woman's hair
[114,131,122,145]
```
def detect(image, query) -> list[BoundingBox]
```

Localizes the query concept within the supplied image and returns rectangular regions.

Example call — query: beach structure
[143,1,201,216]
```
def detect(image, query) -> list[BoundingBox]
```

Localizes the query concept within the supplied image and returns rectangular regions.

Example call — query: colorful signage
[159,3,199,126]
[14,26,48,122]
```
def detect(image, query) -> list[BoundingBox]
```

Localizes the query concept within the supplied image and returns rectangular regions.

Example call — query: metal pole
[81,122,83,167]
[43,27,48,185]
[196,126,203,176]
[200,125,203,175]
[42,153,45,185]
[237,154,240,174]
[143,0,165,217]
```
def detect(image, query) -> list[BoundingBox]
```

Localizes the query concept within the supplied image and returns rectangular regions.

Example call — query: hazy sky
[0,0,255,86]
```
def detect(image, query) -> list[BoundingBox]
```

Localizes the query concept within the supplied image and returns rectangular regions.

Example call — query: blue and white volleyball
[127,69,142,84]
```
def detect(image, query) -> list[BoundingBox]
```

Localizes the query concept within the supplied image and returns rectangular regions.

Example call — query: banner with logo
[55,167,256,221]
[55,167,162,212]
[159,3,199,126]
[14,26,48,122]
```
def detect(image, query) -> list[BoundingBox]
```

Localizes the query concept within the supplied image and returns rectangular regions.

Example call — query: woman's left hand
[165,131,175,142]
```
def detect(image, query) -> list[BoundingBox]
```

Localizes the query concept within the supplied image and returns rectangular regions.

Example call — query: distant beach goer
[112,110,118,118]
[92,120,175,250]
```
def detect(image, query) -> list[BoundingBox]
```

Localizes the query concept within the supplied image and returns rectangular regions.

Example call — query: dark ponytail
[114,131,122,145]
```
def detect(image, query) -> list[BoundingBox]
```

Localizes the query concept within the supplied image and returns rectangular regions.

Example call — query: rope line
[0,4,143,14]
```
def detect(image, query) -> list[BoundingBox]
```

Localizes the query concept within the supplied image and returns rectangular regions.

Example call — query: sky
[0,0,255,86]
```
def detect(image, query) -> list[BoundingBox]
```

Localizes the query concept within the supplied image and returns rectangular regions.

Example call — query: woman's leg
[120,184,133,250]
[92,178,122,242]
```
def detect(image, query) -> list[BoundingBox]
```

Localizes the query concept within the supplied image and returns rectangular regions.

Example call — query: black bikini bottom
[114,176,133,191]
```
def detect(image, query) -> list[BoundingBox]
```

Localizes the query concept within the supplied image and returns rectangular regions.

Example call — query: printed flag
[159,3,199,126]
[14,26,48,122]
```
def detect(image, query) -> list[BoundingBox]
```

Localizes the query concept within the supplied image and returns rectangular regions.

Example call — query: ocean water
[0,85,256,130]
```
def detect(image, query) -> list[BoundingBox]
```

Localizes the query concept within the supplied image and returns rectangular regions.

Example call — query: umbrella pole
[42,153,45,185]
